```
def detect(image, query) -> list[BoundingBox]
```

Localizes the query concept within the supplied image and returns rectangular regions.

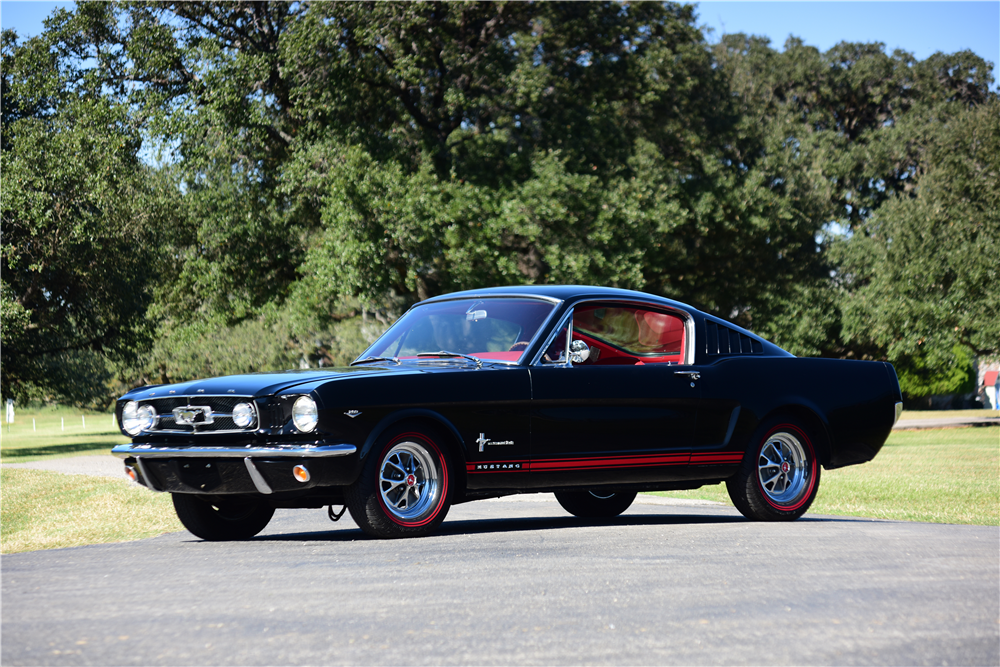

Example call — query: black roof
[422,284,692,310]
[420,284,792,358]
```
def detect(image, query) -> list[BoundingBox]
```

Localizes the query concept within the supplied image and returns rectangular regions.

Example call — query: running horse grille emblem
[172,405,214,426]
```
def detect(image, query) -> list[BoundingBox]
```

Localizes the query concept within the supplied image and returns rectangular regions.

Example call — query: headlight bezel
[291,395,319,433]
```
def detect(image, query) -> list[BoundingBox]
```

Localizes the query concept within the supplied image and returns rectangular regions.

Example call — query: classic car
[113,285,903,539]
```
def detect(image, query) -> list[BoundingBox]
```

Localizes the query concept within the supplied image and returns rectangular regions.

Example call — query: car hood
[121,366,401,401]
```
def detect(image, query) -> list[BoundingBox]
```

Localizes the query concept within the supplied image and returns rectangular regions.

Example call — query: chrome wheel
[379,441,441,522]
[757,431,810,506]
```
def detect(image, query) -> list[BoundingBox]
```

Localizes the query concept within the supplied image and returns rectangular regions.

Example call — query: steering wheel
[508,341,530,352]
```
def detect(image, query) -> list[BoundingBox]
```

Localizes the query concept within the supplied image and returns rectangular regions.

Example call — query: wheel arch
[360,409,468,494]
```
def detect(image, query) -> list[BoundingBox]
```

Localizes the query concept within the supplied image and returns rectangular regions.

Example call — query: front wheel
[555,490,637,518]
[346,427,453,538]
[172,494,275,541]
[726,419,820,521]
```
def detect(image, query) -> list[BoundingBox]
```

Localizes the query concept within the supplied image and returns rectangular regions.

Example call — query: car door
[527,302,702,489]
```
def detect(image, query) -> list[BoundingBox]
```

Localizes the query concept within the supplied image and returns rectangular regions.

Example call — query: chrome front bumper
[112,443,357,459]
[113,442,358,495]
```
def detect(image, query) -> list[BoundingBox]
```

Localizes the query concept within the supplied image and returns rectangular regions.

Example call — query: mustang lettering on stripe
[467,460,528,472]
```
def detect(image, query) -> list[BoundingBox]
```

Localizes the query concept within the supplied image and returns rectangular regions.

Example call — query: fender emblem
[476,433,514,452]
[344,410,362,419]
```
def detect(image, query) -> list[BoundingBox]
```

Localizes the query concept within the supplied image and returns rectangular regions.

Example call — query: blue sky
[2,0,997,89]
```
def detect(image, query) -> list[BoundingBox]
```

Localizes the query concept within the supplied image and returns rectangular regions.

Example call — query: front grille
[138,395,257,434]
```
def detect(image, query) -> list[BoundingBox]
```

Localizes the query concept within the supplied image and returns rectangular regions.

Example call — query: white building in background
[978,360,1000,410]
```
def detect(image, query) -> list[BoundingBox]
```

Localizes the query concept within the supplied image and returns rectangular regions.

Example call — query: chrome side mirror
[569,339,591,364]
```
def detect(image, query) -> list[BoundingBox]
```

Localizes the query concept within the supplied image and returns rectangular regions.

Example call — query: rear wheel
[727,418,820,521]
[555,490,637,518]
[346,427,453,538]
[172,494,275,541]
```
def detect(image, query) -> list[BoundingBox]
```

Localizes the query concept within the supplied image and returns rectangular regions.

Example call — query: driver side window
[571,303,685,366]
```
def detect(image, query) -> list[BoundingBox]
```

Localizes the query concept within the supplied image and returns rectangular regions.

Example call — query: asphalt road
[3,496,998,667]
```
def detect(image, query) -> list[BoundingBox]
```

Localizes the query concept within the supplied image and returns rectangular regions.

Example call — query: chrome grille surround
[136,395,258,434]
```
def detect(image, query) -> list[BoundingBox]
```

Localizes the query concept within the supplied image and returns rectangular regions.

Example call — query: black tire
[346,426,453,538]
[172,494,275,541]
[555,490,637,518]
[726,417,821,521]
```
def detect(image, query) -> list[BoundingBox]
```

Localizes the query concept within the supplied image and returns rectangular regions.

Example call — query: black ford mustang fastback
[114,285,903,539]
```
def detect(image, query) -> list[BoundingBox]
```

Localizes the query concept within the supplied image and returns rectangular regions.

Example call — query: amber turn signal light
[292,465,311,483]
[125,465,138,483]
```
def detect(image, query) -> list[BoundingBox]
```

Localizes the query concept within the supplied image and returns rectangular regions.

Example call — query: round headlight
[233,402,255,428]
[137,405,156,431]
[121,401,141,435]
[122,401,155,436]
[292,396,318,433]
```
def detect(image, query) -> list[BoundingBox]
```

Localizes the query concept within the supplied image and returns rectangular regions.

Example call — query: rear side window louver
[705,321,763,356]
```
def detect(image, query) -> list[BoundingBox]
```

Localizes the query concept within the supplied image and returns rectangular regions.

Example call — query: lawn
[0,407,183,554]
[1,468,182,554]
[0,407,997,554]
[0,404,126,462]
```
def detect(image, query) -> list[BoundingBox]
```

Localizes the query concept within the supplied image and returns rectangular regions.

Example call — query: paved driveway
[2,496,997,666]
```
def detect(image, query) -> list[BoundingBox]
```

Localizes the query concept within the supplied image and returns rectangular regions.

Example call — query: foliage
[1,25,176,407]
[1,2,997,400]
[713,34,998,393]
[836,100,999,397]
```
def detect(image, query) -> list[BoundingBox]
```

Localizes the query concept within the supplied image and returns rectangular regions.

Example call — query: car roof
[421,284,693,310]
[419,285,791,359]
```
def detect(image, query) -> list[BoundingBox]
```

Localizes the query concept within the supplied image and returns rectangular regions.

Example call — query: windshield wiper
[416,351,483,368]
[350,356,400,366]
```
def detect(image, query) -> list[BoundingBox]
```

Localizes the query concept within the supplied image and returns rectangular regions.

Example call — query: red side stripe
[468,452,745,473]
[531,454,689,470]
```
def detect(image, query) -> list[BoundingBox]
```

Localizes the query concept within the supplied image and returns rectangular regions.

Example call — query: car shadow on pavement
[182,509,885,544]
[248,511,756,543]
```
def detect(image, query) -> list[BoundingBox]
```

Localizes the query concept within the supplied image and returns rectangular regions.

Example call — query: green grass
[1,468,183,554]
[656,427,1000,525]
[1,406,181,553]
[0,406,127,461]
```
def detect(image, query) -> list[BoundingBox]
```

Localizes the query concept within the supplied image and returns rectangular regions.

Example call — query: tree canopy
[1,1,996,407]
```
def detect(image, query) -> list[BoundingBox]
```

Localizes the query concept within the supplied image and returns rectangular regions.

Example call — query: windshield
[360,298,557,364]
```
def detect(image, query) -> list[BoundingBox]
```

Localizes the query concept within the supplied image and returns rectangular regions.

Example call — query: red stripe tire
[726,417,821,521]
[346,426,453,538]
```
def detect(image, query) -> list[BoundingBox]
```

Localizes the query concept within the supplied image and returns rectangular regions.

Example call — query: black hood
[120,366,399,401]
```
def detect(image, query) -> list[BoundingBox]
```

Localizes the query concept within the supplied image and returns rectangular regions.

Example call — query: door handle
[674,371,701,381]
